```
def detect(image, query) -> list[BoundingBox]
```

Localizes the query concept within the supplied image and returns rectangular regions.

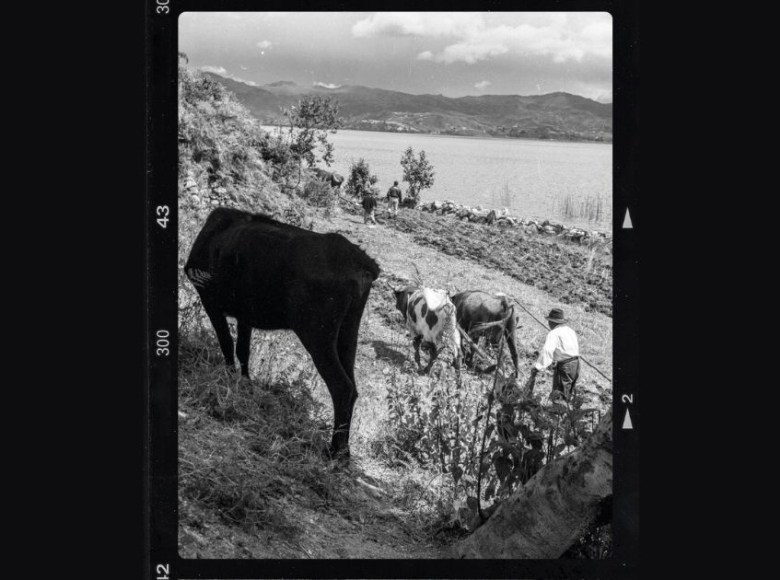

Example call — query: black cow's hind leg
[337,297,367,426]
[201,299,236,371]
[298,330,356,459]
[236,321,252,377]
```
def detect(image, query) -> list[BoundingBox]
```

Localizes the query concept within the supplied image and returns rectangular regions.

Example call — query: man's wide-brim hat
[546,308,567,323]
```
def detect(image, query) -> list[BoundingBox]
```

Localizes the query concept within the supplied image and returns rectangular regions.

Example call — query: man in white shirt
[525,308,580,400]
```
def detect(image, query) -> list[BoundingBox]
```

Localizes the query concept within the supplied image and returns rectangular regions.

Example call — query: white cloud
[389,13,611,65]
[436,41,509,64]
[314,81,342,89]
[353,12,484,38]
[579,21,612,59]
[198,66,257,86]
[256,40,274,50]
[198,65,227,75]
[475,80,491,90]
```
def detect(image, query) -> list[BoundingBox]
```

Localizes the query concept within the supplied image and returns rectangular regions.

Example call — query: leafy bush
[300,176,339,219]
[280,95,341,168]
[400,147,435,205]
[381,323,609,533]
[345,158,379,198]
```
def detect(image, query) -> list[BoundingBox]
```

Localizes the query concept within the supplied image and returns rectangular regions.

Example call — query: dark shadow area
[370,340,407,365]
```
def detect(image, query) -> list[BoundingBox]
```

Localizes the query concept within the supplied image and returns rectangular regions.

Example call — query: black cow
[311,167,345,189]
[185,208,380,458]
[451,291,520,372]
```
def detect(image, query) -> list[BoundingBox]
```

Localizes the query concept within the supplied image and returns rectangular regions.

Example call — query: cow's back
[186,208,379,327]
[186,207,254,270]
[452,291,516,337]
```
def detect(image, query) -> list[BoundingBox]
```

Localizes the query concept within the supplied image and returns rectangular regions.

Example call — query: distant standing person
[525,308,580,400]
[386,181,402,218]
[362,191,378,225]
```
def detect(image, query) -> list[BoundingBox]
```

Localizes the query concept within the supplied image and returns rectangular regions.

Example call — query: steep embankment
[177,64,458,558]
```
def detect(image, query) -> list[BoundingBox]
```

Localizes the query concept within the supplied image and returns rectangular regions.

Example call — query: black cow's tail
[351,242,381,284]
[185,207,251,290]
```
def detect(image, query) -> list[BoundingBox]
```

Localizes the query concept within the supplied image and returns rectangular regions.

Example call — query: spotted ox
[185,207,380,459]
[451,291,520,372]
[393,286,462,373]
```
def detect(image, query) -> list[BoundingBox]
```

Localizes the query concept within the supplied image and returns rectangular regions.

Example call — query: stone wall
[181,176,242,210]
[419,200,611,245]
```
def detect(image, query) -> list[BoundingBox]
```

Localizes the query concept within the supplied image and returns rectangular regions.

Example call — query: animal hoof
[324,444,351,463]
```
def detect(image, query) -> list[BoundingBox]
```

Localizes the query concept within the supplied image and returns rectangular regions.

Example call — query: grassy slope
[177,66,613,559]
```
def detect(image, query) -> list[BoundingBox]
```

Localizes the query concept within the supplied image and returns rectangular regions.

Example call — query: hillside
[176,65,614,559]
[205,72,612,142]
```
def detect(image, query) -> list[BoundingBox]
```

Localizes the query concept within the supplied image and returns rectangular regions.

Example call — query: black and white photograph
[145,4,638,577]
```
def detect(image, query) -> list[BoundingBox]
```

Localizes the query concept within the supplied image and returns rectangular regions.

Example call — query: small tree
[400,146,435,207]
[281,95,341,168]
[345,158,379,198]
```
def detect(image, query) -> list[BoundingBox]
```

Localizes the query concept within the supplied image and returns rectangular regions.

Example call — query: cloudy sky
[179,12,612,102]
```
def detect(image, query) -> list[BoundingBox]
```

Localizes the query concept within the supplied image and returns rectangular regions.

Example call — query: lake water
[265,128,613,232]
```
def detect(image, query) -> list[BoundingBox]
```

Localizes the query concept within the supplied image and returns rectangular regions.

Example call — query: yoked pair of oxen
[186,208,520,460]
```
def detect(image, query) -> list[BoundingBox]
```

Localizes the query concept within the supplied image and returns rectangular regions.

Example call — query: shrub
[400,147,435,205]
[382,323,609,532]
[280,95,341,168]
[345,158,379,198]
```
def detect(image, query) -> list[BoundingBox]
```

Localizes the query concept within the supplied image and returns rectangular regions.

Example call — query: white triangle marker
[623,208,633,229]
[623,408,633,429]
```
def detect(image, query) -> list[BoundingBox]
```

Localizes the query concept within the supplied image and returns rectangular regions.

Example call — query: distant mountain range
[204,73,612,143]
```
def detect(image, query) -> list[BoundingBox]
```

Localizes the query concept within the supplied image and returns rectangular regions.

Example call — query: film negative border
[144,1,639,578]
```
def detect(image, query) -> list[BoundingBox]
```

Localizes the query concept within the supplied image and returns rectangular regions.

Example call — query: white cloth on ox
[406,288,460,354]
[420,287,450,311]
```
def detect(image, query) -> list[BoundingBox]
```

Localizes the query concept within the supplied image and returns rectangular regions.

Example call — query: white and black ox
[393,286,463,373]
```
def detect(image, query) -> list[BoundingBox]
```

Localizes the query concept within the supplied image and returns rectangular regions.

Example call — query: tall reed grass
[556,194,605,223]
[490,182,514,209]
